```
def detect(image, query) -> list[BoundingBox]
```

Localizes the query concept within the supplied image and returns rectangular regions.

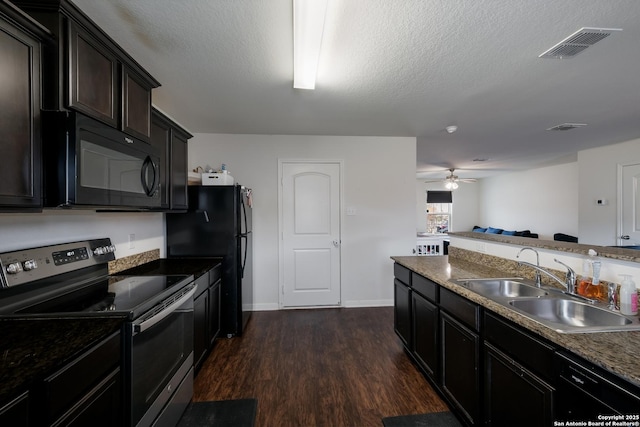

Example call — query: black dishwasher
[555,351,640,421]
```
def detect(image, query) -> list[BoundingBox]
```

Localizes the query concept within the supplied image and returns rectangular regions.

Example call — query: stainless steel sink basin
[508,298,638,333]
[457,278,548,298]
[453,277,640,333]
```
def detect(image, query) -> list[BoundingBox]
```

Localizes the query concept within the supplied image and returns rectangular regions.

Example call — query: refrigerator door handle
[240,233,248,278]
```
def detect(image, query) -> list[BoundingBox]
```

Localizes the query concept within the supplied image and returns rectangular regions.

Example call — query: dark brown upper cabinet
[0,0,52,211]
[14,0,160,142]
[151,108,192,211]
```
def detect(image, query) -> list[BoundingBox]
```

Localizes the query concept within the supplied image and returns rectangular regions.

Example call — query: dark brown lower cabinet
[194,285,209,370]
[411,291,438,379]
[56,368,121,427]
[43,331,121,426]
[393,278,411,348]
[0,391,29,427]
[440,311,481,425]
[209,278,222,346]
[484,343,553,426]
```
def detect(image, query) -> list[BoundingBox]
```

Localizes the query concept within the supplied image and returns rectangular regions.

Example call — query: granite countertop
[113,257,222,279]
[391,255,640,387]
[0,315,125,405]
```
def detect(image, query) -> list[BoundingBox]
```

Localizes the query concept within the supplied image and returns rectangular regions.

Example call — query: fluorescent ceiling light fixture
[293,0,328,89]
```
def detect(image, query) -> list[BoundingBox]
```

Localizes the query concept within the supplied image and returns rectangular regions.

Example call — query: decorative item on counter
[577,259,592,296]
[619,275,638,316]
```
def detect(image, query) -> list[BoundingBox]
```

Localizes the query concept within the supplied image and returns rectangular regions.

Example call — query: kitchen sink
[508,298,635,332]
[456,278,549,298]
[454,277,640,333]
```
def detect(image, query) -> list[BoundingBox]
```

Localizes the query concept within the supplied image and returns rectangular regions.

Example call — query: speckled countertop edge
[449,231,640,263]
[391,254,640,388]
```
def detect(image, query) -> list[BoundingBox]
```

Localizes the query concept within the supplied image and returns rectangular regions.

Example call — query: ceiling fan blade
[459,178,477,183]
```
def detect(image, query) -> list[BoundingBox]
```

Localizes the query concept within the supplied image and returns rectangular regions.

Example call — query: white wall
[578,138,640,246]
[189,134,417,310]
[0,211,165,258]
[477,162,579,240]
[416,180,479,233]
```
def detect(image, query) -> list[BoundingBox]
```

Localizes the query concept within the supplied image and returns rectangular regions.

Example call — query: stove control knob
[109,245,116,253]
[22,260,37,271]
[6,262,23,274]
[93,247,105,256]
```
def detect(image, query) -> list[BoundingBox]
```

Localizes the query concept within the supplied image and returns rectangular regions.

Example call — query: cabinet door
[393,279,411,349]
[0,14,42,210]
[67,20,118,127]
[412,291,438,379]
[0,391,29,427]
[122,67,151,141]
[194,290,209,371]
[209,279,221,346]
[150,111,171,209]
[484,344,553,427]
[43,331,120,424]
[440,312,481,425]
[54,369,122,427]
[170,131,188,210]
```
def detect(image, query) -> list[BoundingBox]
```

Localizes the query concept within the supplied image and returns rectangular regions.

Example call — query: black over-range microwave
[43,111,161,209]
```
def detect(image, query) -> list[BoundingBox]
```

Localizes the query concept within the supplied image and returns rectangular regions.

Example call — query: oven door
[72,113,161,208]
[128,284,195,427]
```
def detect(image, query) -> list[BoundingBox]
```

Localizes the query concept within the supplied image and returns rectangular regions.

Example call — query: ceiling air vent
[546,123,587,131]
[539,27,622,59]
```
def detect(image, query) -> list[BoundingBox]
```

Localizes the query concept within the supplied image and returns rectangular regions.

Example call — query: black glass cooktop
[16,275,191,315]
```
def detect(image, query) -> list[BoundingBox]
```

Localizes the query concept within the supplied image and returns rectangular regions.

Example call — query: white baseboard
[251,303,280,311]
[343,299,393,308]
[250,300,393,311]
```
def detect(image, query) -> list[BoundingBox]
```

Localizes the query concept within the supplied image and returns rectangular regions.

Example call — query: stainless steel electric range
[0,238,196,427]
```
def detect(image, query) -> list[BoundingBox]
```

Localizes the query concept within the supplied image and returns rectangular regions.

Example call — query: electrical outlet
[346,207,357,216]
[476,242,486,253]
[128,233,135,249]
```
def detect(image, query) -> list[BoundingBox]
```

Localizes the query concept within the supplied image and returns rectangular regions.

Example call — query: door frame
[617,162,640,245]
[277,159,344,309]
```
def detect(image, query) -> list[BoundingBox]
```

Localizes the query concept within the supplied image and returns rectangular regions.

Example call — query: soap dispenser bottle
[619,275,638,316]
[585,261,602,300]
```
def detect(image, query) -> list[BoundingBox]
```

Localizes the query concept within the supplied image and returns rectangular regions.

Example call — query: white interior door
[280,162,341,307]
[620,163,640,246]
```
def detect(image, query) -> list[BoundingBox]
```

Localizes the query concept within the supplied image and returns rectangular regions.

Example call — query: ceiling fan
[424,168,477,189]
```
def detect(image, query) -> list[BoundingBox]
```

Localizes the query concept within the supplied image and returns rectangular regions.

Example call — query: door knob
[621,235,630,240]
[332,239,340,247]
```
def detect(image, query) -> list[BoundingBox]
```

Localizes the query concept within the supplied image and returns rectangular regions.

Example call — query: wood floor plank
[193,307,449,426]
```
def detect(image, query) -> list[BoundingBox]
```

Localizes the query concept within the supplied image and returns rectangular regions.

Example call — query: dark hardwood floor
[193,307,449,426]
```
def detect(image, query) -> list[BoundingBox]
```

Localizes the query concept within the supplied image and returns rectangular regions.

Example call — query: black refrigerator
[166,184,252,337]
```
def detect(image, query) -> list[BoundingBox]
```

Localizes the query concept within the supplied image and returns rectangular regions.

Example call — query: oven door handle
[133,284,197,335]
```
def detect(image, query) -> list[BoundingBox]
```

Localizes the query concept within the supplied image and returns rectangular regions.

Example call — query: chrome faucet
[517,258,577,294]
[516,247,541,287]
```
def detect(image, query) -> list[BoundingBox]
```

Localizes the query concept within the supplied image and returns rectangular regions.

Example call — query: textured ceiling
[71,0,640,180]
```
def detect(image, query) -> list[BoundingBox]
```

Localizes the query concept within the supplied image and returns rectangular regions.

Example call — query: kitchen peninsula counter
[391,255,640,387]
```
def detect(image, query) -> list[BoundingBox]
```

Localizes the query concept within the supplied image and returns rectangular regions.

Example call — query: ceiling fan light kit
[425,168,477,190]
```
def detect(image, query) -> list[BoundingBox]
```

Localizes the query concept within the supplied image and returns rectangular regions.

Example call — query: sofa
[472,225,539,238]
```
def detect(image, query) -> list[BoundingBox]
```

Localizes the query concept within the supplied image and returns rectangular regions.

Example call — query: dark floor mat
[177,398,257,427]
[382,411,462,427]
